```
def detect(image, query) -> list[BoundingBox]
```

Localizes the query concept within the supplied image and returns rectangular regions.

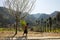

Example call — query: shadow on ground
[0,37,60,40]
[0,36,28,40]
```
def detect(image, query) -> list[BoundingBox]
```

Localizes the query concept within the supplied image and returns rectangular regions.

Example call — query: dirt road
[0,37,60,40]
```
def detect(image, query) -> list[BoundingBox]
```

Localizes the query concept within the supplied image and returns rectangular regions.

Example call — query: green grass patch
[0,28,15,31]
[0,28,23,31]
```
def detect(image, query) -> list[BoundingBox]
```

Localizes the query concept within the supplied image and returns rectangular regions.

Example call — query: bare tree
[4,0,36,35]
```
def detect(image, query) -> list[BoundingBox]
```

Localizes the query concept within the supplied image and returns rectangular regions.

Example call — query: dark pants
[23,29,28,36]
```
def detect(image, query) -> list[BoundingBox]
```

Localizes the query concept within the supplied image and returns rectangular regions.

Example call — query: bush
[30,26,44,32]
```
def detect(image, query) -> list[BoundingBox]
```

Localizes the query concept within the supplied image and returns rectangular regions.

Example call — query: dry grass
[0,31,60,38]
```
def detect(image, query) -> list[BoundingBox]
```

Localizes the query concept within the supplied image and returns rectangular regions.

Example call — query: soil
[0,31,60,38]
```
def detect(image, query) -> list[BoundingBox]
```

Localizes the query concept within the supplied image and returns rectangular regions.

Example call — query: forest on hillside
[0,7,60,32]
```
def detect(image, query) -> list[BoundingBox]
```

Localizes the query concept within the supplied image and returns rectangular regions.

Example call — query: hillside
[0,7,60,27]
[0,7,15,27]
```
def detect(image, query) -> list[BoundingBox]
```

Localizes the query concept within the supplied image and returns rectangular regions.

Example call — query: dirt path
[0,37,60,40]
[0,31,60,38]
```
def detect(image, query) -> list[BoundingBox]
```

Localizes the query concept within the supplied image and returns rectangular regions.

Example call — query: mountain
[0,7,36,26]
[31,13,41,19]
[38,14,50,20]
[0,7,60,27]
[50,11,60,17]
[37,11,60,21]
[0,7,15,26]
[24,14,36,26]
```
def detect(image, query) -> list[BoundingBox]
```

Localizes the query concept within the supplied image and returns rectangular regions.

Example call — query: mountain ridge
[0,7,60,27]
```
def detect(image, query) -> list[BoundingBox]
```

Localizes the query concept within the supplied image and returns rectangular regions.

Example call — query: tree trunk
[14,15,18,35]
[15,21,18,35]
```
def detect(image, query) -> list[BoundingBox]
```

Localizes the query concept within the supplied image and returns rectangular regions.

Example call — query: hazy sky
[0,0,4,7]
[0,0,60,14]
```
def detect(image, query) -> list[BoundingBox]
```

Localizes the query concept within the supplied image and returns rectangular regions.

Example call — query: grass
[0,27,60,32]
[0,28,60,38]
[0,27,60,38]
[31,26,60,32]
[0,28,15,31]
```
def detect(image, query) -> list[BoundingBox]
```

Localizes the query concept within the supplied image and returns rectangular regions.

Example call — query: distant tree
[53,17,56,23]
[44,21,46,32]
[36,20,40,25]
[0,14,4,27]
[41,18,44,32]
[53,17,56,32]
[56,12,60,24]
[4,0,36,35]
[48,17,52,32]
[46,19,49,32]
[56,12,60,31]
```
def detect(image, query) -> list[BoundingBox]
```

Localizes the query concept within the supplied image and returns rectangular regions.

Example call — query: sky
[0,0,4,7]
[0,0,60,14]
